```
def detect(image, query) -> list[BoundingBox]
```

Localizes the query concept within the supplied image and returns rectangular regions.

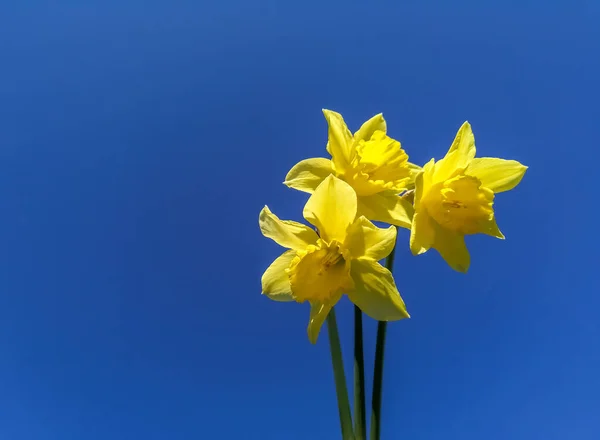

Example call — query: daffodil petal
[433,225,471,273]
[303,175,357,243]
[353,113,386,142]
[447,121,476,162]
[466,158,528,193]
[261,250,296,301]
[323,109,353,173]
[481,215,505,239]
[345,216,397,261]
[259,206,319,250]
[307,301,333,344]
[409,211,435,255]
[435,122,476,182]
[284,158,333,194]
[357,193,413,229]
[413,161,433,211]
[348,258,409,321]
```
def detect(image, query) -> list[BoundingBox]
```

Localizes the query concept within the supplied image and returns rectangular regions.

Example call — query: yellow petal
[409,211,435,255]
[432,225,471,273]
[348,258,409,321]
[356,192,413,229]
[307,301,334,344]
[303,175,357,243]
[344,216,397,261]
[259,206,319,250]
[323,109,353,173]
[434,122,476,182]
[353,113,386,143]
[482,215,505,239]
[466,157,528,193]
[284,158,333,194]
[261,250,296,301]
[447,121,476,162]
[413,161,433,211]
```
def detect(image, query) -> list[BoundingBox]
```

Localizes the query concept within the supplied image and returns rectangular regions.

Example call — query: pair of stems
[327,245,396,440]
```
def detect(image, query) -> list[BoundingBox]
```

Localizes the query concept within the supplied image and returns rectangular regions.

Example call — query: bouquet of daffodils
[259,110,527,440]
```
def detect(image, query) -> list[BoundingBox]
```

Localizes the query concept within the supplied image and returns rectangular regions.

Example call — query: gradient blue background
[0,1,598,439]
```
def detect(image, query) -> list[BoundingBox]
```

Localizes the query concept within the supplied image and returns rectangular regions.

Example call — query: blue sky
[0,1,598,439]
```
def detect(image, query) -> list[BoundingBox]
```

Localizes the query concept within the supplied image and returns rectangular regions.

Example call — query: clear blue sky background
[0,1,598,439]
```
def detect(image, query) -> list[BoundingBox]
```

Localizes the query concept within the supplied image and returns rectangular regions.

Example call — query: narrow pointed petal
[447,121,476,161]
[284,158,333,194]
[466,157,528,193]
[433,226,471,273]
[259,206,319,250]
[353,113,386,142]
[345,216,397,261]
[261,250,296,301]
[481,215,505,239]
[303,175,357,243]
[348,258,409,321]
[357,192,413,229]
[307,301,333,344]
[323,109,353,173]
[435,122,476,182]
[410,211,435,255]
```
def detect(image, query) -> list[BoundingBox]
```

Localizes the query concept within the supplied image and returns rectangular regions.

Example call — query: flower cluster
[259,110,527,343]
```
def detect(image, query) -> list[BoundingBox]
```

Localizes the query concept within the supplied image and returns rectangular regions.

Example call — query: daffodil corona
[410,122,528,272]
[260,175,409,343]
[284,110,419,229]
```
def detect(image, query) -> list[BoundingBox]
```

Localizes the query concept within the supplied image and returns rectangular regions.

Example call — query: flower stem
[370,244,397,440]
[327,307,355,440]
[354,305,367,440]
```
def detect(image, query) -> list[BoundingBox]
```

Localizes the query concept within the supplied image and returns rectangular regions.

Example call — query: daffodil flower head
[260,175,409,343]
[410,122,528,272]
[284,110,420,230]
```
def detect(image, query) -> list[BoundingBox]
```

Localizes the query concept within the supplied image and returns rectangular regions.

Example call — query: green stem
[354,305,367,440]
[370,244,397,440]
[327,307,355,440]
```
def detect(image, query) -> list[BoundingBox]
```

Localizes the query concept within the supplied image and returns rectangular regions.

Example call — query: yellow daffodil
[284,110,419,229]
[260,175,409,343]
[410,122,528,272]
